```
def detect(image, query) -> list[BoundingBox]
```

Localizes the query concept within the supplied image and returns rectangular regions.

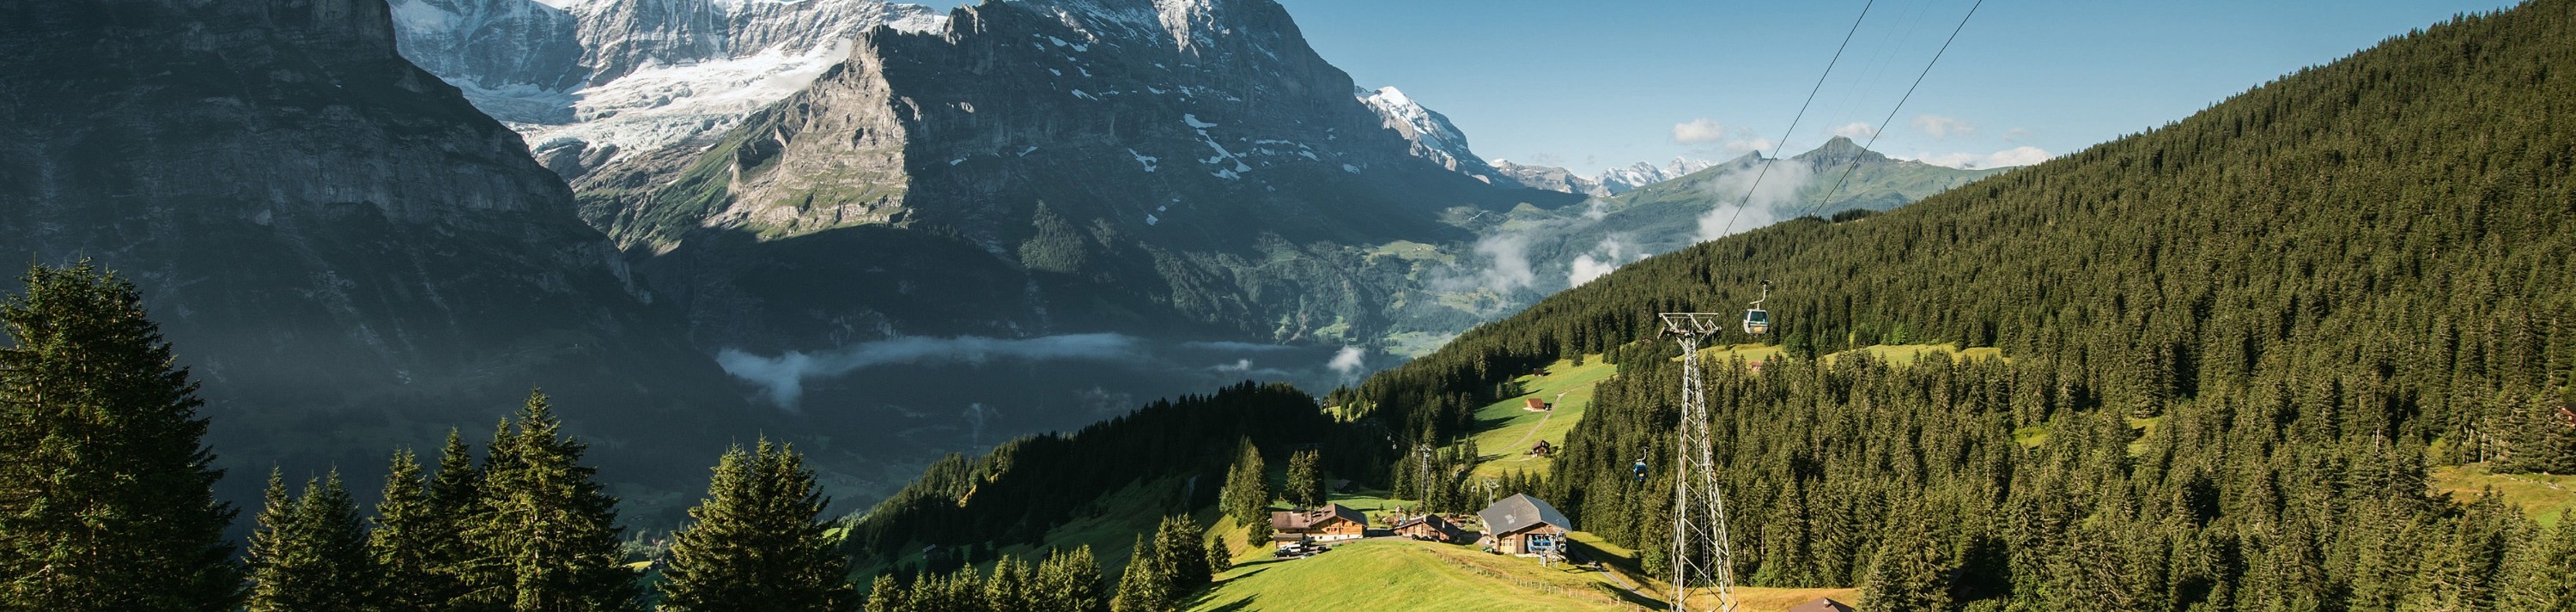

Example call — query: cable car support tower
[1657,293,1761,611]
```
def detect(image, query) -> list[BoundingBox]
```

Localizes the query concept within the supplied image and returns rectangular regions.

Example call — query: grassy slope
[2431,464,2576,528]
[1467,357,1619,479]
[1188,536,1861,612]
[1187,539,1649,612]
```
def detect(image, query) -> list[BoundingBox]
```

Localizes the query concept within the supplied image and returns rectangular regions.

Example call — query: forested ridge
[1334,1,2576,609]
[854,3,2576,609]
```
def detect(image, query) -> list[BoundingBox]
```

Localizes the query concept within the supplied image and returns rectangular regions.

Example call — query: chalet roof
[1272,503,1365,530]
[1788,597,1856,612]
[1477,494,1572,536]
[1393,514,1454,529]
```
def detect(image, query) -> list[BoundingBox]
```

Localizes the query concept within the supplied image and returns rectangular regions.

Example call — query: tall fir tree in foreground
[659,439,854,611]
[245,470,380,612]
[461,391,637,611]
[370,448,452,612]
[423,427,488,609]
[0,263,239,611]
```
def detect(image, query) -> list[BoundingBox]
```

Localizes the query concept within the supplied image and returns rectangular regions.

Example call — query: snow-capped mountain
[1358,85,1498,181]
[1597,157,1719,194]
[1491,160,1609,197]
[1492,156,1726,197]
[388,0,948,178]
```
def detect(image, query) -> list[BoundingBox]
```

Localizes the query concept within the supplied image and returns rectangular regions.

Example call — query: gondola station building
[1477,494,1573,556]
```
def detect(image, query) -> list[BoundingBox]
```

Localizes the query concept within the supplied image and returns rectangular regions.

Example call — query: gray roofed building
[1477,494,1573,536]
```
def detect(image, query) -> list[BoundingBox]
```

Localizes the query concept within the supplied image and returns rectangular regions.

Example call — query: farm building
[1528,440,1553,457]
[1272,503,1368,543]
[1476,494,1572,556]
[1523,397,1552,411]
[1789,597,1856,612]
[1393,513,1465,543]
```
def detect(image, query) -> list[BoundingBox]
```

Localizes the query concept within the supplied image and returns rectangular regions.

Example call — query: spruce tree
[1217,439,1268,526]
[372,448,448,612]
[1204,539,1233,574]
[2504,510,2576,610]
[0,263,239,611]
[462,391,637,610]
[422,428,489,609]
[1109,536,1172,612]
[1033,546,1105,612]
[1150,516,1211,592]
[246,470,381,612]
[862,575,908,612]
[1284,450,1323,508]
[1860,511,1953,612]
[983,556,1030,611]
[659,440,854,611]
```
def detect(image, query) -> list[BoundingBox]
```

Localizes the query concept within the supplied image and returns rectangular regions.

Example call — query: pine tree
[1860,507,1953,612]
[462,390,637,610]
[0,262,239,611]
[863,575,908,612]
[2503,510,2576,610]
[1109,536,1173,612]
[1151,516,1212,593]
[423,428,489,609]
[1032,546,1105,612]
[1284,450,1324,507]
[659,440,854,611]
[984,556,1030,611]
[1217,439,1269,527]
[1204,539,1233,574]
[246,470,381,612]
[373,448,447,612]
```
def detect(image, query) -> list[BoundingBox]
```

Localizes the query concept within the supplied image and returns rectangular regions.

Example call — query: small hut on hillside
[1271,504,1368,544]
[1523,397,1552,411]
[1393,514,1464,543]
[1476,494,1572,556]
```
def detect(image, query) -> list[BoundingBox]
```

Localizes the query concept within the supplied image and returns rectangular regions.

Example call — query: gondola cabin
[1742,308,1771,335]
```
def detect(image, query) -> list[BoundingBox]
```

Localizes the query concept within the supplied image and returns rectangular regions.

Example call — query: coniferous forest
[4,2,2575,611]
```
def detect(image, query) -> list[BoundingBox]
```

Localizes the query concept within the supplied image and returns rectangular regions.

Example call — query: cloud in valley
[718,333,1145,409]
[1327,347,1364,379]
[1693,159,1816,242]
[1568,237,1634,287]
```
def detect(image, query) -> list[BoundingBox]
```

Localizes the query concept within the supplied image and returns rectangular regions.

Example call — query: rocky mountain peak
[1794,136,1893,167]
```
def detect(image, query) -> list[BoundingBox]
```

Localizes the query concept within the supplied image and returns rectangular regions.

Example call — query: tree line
[0,263,1005,610]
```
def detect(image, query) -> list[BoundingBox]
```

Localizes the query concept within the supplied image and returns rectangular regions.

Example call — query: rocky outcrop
[389,0,948,178]
[0,0,765,524]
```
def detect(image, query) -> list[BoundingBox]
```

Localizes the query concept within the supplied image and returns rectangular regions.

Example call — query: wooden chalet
[1271,503,1367,543]
[1528,439,1554,457]
[1476,494,1573,556]
[1392,513,1464,543]
[1788,597,1856,612]
[1523,397,1552,411]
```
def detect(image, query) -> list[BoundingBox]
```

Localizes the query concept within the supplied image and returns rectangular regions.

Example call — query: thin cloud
[1672,118,1728,144]
[1912,146,2053,170]
[1831,122,1879,139]
[718,334,1145,409]
[1913,115,1974,139]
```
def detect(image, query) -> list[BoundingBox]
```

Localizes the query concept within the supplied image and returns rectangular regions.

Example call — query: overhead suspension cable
[1705,0,1879,241]
[1797,0,1985,221]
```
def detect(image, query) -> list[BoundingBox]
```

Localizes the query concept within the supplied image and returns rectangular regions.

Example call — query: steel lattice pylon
[1658,312,1738,612]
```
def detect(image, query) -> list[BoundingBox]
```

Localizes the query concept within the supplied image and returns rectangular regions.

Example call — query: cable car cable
[1705,0,1880,242]
[1801,0,1985,221]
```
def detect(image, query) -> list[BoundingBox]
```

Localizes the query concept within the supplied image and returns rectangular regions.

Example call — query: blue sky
[934,0,2522,174]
